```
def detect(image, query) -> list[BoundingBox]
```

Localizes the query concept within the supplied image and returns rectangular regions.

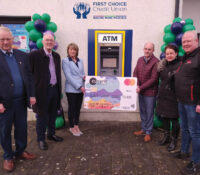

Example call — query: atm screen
[102,58,117,68]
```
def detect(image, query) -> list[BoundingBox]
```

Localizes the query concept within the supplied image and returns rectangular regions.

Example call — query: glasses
[0,38,12,42]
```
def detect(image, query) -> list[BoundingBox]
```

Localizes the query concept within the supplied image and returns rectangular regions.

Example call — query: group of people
[0,25,200,174]
[133,31,200,174]
[0,26,85,172]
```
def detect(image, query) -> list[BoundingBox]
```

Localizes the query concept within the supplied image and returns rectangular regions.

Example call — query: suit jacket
[0,49,35,108]
[29,48,61,115]
[62,57,85,93]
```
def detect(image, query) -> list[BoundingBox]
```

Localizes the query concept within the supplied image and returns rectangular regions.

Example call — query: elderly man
[29,32,63,151]
[173,31,200,174]
[133,42,159,142]
[0,26,36,172]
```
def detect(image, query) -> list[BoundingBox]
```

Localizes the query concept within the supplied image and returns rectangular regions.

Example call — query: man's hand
[196,105,200,113]
[30,97,36,105]
[0,103,6,113]
[136,86,140,93]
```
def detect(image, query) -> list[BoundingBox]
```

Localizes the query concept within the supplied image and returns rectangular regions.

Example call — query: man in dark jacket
[174,31,200,175]
[133,42,159,142]
[29,32,63,151]
[0,26,36,172]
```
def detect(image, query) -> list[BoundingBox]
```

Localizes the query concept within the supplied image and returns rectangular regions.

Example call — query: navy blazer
[0,49,35,108]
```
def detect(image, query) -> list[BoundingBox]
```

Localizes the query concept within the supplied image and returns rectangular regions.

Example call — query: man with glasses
[0,26,36,172]
[29,31,63,151]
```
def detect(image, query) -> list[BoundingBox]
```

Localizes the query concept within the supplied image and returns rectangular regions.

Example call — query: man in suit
[29,31,63,151]
[0,26,36,172]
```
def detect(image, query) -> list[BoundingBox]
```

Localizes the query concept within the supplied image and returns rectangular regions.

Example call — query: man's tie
[48,53,57,85]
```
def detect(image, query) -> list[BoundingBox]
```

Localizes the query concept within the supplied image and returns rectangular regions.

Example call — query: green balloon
[178,46,185,53]
[163,32,176,44]
[161,43,167,52]
[29,29,42,42]
[47,22,57,33]
[32,13,41,21]
[183,24,195,32]
[55,116,64,129]
[178,51,185,57]
[173,17,182,23]
[185,18,193,25]
[164,24,171,33]
[41,13,51,23]
[25,21,35,32]
[36,38,43,48]
[153,115,163,128]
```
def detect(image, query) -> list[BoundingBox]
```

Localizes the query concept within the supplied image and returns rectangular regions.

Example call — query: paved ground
[0,121,193,175]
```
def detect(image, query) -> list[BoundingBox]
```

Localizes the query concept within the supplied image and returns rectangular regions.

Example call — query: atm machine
[88,29,133,77]
[96,32,124,76]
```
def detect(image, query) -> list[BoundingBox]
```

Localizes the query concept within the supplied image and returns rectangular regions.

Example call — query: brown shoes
[16,151,36,160]
[144,134,151,142]
[3,159,14,172]
[133,130,145,136]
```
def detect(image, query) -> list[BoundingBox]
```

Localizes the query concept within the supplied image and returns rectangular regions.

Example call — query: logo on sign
[73,2,91,19]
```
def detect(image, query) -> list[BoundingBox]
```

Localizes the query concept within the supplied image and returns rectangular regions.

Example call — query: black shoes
[167,137,177,151]
[173,150,190,159]
[159,132,170,145]
[38,141,48,150]
[181,161,200,175]
[47,135,63,142]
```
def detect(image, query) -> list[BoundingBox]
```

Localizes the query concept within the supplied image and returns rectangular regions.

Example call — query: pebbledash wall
[1,0,176,121]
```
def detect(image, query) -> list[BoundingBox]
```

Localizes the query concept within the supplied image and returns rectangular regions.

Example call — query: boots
[167,136,177,151]
[159,131,170,145]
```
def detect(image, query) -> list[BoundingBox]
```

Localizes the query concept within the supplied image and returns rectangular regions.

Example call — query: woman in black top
[156,44,180,151]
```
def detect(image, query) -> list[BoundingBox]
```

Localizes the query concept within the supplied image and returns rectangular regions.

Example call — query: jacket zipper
[191,85,194,101]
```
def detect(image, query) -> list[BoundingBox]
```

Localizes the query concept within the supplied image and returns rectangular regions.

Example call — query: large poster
[84,76,137,111]
[3,24,29,53]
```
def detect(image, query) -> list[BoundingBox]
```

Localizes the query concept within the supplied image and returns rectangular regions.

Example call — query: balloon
[178,45,185,53]
[55,116,64,129]
[185,18,193,25]
[153,115,163,128]
[161,43,167,52]
[30,48,38,52]
[41,13,51,23]
[53,41,58,50]
[160,52,165,60]
[47,22,57,33]
[34,19,46,32]
[32,13,41,21]
[29,29,42,42]
[171,22,183,35]
[163,32,176,44]
[36,38,43,48]
[173,17,182,23]
[183,24,195,32]
[25,21,35,32]
[29,40,37,49]
[164,24,171,33]
[178,51,185,56]
[175,33,184,46]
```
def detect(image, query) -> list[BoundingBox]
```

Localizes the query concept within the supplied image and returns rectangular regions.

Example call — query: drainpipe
[175,0,180,17]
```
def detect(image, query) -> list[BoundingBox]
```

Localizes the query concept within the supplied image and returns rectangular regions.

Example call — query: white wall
[0,0,176,120]
[182,0,200,33]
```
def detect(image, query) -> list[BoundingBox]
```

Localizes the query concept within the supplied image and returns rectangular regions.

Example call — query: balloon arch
[25,13,58,51]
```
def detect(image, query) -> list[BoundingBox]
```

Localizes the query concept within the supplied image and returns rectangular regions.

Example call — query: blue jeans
[178,102,200,163]
[139,94,156,135]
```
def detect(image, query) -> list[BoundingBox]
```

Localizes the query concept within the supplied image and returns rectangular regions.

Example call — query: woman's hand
[80,87,85,93]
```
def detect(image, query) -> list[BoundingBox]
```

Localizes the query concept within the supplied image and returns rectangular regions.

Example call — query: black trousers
[36,85,58,141]
[66,93,83,128]
[162,117,180,138]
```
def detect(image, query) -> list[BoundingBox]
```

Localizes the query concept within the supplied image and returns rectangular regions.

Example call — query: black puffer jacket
[175,47,200,105]
[156,58,180,118]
